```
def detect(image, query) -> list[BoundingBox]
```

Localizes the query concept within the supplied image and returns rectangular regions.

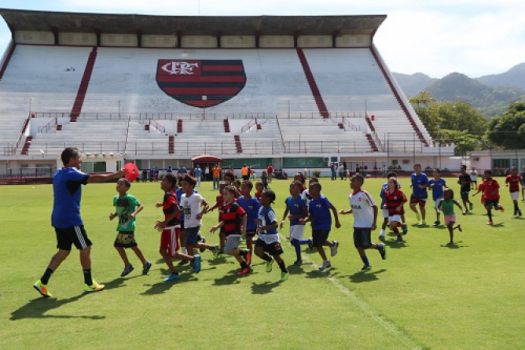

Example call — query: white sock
[181,247,188,254]
[380,229,385,236]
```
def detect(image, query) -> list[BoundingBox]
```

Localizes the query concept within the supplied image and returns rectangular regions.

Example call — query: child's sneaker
[319,260,331,271]
[469,203,474,211]
[433,220,440,227]
[237,267,250,276]
[142,261,152,275]
[359,265,372,272]
[280,272,289,281]
[519,209,523,217]
[378,245,387,260]
[212,245,220,259]
[84,280,105,293]
[293,260,303,266]
[266,258,274,273]
[396,236,403,243]
[499,205,505,212]
[163,273,181,282]
[192,255,201,274]
[330,241,339,257]
[487,221,494,226]
[421,220,426,225]
[402,225,408,235]
[307,238,313,251]
[121,265,134,277]
[199,236,207,253]
[33,280,52,298]
[457,224,462,232]
[379,235,385,241]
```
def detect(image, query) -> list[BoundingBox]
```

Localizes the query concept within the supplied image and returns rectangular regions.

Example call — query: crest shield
[156,59,246,108]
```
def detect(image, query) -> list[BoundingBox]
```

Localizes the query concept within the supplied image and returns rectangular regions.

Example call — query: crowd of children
[34,150,525,297]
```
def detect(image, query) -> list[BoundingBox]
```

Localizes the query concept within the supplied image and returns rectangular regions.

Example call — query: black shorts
[312,229,330,247]
[246,230,256,237]
[353,229,372,249]
[255,239,284,256]
[485,199,499,207]
[114,231,138,248]
[460,191,470,201]
[55,226,92,250]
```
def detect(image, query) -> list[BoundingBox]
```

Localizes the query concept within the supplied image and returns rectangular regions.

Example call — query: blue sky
[1,0,524,78]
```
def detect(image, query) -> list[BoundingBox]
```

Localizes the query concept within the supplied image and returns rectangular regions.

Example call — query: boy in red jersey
[505,166,523,216]
[339,174,386,272]
[154,173,201,282]
[479,170,504,225]
[383,178,408,242]
[210,186,251,276]
[206,181,229,254]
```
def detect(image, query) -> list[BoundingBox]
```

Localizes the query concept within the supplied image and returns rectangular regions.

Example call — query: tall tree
[409,91,441,139]
[487,101,525,149]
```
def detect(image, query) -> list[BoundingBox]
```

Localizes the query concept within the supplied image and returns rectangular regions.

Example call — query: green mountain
[392,72,437,97]
[476,63,525,90]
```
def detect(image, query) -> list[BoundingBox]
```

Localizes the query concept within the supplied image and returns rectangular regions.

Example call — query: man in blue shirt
[34,147,125,298]
[193,165,202,187]
[428,168,447,226]
[410,164,429,225]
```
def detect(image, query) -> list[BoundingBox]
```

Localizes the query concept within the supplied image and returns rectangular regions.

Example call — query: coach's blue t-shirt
[429,178,446,200]
[411,172,429,198]
[237,196,261,230]
[308,196,333,231]
[285,195,307,226]
[51,167,89,228]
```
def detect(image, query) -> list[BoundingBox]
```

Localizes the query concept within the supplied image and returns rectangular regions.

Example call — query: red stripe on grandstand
[183,100,222,107]
[157,76,246,83]
[164,87,241,95]
[202,65,244,72]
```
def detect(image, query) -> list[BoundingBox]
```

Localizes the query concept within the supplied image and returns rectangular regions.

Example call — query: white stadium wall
[335,35,371,47]
[14,31,54,45]
[297,36,332,48]
[259,36,294,48]
[59,32,97,46]
[181,36,217,48]
[142,35,178,48]
[221,36,256,48]
[101,34,139,47]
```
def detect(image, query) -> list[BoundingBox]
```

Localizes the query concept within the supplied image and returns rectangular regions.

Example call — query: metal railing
[38,118,57,133]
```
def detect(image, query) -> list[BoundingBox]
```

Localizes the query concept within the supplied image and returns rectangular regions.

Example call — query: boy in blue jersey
[238,180,262,257]
[34,147,125,297]
[300,182,341,271]
[255,190,289,281]
[410,164,429,225]
[280,181,309,265]
[428,168,447,226]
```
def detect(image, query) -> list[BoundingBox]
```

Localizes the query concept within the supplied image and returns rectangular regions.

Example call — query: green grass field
[1,177,524,350]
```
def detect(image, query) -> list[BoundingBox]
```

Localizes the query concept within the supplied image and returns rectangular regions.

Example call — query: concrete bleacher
[0,45,90,114]
[278,118,373,154]
[173,119,237,156]
[232,118,285,155]
[28,119,127,156]
[81,48,318,117]
[0,113,27,154]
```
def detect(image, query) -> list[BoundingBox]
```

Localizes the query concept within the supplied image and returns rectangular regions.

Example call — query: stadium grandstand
[0,8,455,180]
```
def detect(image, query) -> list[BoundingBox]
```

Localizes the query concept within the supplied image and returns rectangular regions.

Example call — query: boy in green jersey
[437,188,466,245]
[109,178,151,277]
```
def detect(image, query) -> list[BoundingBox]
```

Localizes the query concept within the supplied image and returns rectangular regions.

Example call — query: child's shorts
[410,195,427,206]
[185,226,201,245]
[381,208,389,218]
[434,198,443,210]
[511,191,519,201]
[290,225,305,240]
[255,238,284,256]
[444,214,456,225]
[224,234,241,254]
[312,229,330,247]
[160,226,180,257]
[114,231,138,248]
[388,215,402,224]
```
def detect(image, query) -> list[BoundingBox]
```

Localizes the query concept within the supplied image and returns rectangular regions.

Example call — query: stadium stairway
[296,48,329,118]
[70,47,98,122]
[234,135,242,153]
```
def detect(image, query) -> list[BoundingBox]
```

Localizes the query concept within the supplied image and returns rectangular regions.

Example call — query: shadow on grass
[383,240,408,249]
[141,272,198,295]
[250,280,282,294]
[347,268,387,283]
[10,295,106,320]
[305,268,336,279]
[440,241,469,249]
[212,270,243,286]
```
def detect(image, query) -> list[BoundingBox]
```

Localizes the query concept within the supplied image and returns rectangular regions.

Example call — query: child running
[479,170,504,225]
[254,181,264,199]
[154,173,201,282]
[428,168,447,226]
[437,188,465,245]
[109,178,151,277]
[179,174,220,259]
[280,181,309,266]
[339,174,386,272]
[383,178,408,242]
[300,182,340,270]
[521,166,525,201]
[206,181,229,253]
[210,186,251,276]
[255,190,289,281]
[505,166,523,216]
[237,180,262,257]
[409,164,429,225]
[378,172,403,241]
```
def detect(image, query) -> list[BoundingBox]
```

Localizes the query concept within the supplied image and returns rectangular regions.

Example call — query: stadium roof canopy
[0,8,386,37]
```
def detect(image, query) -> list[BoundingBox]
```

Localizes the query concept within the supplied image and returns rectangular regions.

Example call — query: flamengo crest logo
[156,59,247,108]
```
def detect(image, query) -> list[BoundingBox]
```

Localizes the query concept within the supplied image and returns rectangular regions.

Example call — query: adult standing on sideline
[204,165,210,181]
[241,164,250,181]
[178,165,188,175]
[330,163,337,181]
[338,163,345,180]
[194,165,202,187]
[34,147,126,297]
[212,164,221,190]
[166,166,173,174]
[267,163,274,183]
[470,167,478,190]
